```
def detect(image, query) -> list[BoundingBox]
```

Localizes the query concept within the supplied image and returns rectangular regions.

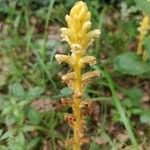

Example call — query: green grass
[0,0,150,149]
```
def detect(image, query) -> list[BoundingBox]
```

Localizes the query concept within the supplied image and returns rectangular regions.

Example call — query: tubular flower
[137,14,150,61]
[55,1,100,150]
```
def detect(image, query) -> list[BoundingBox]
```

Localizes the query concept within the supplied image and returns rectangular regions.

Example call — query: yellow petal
[62,72,75,82]
[82,71,100,87]
[62,72,75,89]
[55,54,73,66]
[70,1,83,17]
[65,15,72,29]
[82,21,91,32]
[79,56,96,67]
[89,29,101,38]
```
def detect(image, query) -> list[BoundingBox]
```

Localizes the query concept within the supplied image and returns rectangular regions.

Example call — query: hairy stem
[73,53,82,150]
[73,97,81,150]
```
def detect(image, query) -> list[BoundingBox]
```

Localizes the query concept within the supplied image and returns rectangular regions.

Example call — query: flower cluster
[55,1,100,149]
[60,1,100,54]
[137,14,150,61]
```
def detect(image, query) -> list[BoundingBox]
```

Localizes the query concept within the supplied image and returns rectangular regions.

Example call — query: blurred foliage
[0,0,150,149]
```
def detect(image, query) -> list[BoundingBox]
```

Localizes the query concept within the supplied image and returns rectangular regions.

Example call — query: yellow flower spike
[61,1,100,53]
[137,14,150,61]
[55,1,100,150]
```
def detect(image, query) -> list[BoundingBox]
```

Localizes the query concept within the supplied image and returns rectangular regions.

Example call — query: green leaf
[144,36,150,61]
[10,83,25,99]
[16,132,25,145]
[26,107,41,125]
[114,52,150,75]
[26,137,40,150]
[135,0,150,15]
[140,110,150,124]
[0,129,3,137]
[1,130,13,140]
[130,108,142,115]
[5,115,17,126]
[27,87,44,99]
[0,146,7,150]
[60,87,73,96]
[123,88,143,107]
[125,88,143,101]
[13,108,20,118]
[89,142,101,150]
[2,106,12,116]
[22,125,35,132]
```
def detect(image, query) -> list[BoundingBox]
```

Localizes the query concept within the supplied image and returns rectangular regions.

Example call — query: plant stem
[73,53,82,150]
[73,97,81,150]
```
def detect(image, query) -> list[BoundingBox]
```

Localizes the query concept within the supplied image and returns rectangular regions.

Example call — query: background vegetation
[0,0,150,149]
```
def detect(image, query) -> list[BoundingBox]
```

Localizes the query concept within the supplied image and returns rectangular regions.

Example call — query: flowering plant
[55,1,100,149]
